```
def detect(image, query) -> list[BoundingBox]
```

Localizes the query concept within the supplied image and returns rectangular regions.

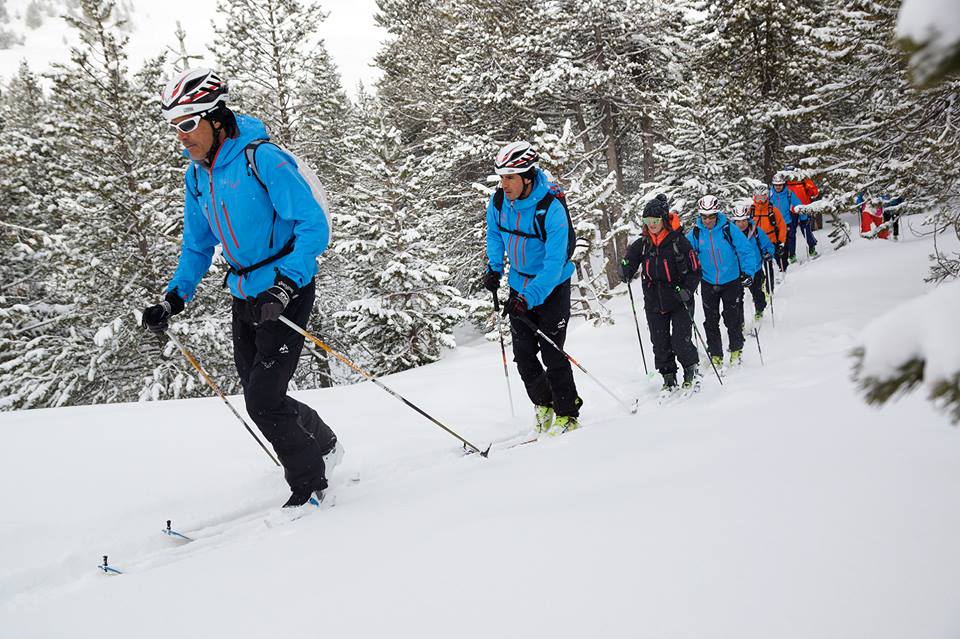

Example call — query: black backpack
[492,187,577,262]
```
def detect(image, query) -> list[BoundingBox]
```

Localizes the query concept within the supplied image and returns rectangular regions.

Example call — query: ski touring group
[141,67,827,515]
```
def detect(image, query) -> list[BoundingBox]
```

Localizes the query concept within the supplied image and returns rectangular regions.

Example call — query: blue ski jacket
[768,186,803,224]
[686,213,759,286]
[167,115,330,302]
[485,169,575,308]
[742,220,775,272]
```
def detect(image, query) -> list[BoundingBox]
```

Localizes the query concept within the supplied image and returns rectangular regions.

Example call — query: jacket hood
[181,113,270,167]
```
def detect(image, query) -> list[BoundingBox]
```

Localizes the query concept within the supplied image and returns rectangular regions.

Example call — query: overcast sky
[0,0,387,98]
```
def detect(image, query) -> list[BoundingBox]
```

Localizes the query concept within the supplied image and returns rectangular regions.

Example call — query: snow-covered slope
[2,225,958,638]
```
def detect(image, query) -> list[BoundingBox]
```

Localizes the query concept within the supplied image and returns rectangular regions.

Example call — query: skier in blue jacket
[140,68,341,509]
[730,205,775,320]
[686,195,759,368]
[483,141,581,436]
[769,173,816,262]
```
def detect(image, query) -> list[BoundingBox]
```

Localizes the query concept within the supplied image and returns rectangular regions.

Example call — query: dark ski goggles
[168,114,204,134]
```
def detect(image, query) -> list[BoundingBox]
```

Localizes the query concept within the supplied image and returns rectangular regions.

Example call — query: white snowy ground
[2,222,959,639]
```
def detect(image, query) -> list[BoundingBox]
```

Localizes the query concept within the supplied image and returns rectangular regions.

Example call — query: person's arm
[676,233,701,293]
[167,168,219,302]
[255,144,330,287]
[773,207,788,244]
[485,195,505,274]
[730,224,760,276]
[518,200,570,308]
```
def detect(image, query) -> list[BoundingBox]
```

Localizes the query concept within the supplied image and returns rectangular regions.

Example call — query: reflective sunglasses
[168,114,204,134]
[642,216,663,225]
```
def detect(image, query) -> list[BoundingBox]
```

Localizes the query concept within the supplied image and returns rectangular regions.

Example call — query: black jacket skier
[620,195,702,389]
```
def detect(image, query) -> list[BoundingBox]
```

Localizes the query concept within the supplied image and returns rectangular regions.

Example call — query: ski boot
[789,254,798,264]
[534,405,554,434]
[710,354,723,368]
[754,310,764,321]
[729,350,743,367]
[659,372,679,403]
[681,366,702,397]
[548,415,580,437]
[808,247,819,258]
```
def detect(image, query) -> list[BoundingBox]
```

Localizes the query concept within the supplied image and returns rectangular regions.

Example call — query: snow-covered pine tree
[4,0,216,408]
[333,98,467,374]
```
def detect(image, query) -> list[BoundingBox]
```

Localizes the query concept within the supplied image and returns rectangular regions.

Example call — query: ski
[161,519,193,542]
[98,555,123,575]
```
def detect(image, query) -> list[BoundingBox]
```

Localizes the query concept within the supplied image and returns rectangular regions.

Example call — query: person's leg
[720,282,746,353]
[241,281,335,495]
[533,280,579,418]
[508,291,553,409]
[671,302,699,371]
[787,217,799,258]
[645,307,677,377]
[800,218,817,251]
[701,284,723,359]
[749,270,766,315]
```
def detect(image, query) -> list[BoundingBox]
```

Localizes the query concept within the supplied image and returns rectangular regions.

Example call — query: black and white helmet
[771,172,786,186]
[161,67,228,122]
[697,194,720,216]
[494,141,539,175]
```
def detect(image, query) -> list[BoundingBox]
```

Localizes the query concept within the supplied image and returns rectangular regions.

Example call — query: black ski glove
[740,274,753,287]
[619,258,639,283]
[502,295,528,318]
[482,268,501,292]
[142,291,185,334]
[763,253,774,263]
[775,243,785,258]
[676,287,692,303]
[254,274,297,325]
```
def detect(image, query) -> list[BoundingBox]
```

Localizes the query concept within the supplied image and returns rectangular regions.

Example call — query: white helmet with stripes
[697,194,720,216]
[729,204,750,221]
[494,141,539,175]
[161,67,228,122]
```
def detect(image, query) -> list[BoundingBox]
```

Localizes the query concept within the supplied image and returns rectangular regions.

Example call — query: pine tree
[334,99,467,374]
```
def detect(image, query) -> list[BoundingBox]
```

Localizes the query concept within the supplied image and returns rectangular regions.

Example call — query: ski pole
[278,316,489,457]
[512,312,637,415]
[678,291,723,386]
[492,294,516,418]
[753,327,764,366]
[626,282,650,376]
[165,330,280,467]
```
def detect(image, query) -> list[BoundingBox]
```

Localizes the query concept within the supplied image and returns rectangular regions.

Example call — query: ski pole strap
[222,237,296,288]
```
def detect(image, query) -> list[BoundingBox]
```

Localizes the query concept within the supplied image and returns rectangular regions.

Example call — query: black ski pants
[232,279,337,495]
[508,279,580,417]
[747,268,767,316]
[645,302,698,376]
[701,279,745,358]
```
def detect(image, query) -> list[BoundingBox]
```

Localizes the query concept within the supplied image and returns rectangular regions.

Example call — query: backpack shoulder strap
[493,188,505,213]
[245,139,273,192]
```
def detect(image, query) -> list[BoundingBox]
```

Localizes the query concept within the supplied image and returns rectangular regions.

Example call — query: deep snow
[1,220,959,638]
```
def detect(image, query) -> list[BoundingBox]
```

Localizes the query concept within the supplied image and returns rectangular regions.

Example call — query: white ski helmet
[697,194,720,216]
[752,184,769,203]
[771,172,786,186]
[729,204,750,221]
[494,141,539,175]
[161,67,228,122]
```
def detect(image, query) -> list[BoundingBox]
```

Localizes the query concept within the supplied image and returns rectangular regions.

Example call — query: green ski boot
[534,405,554,434]
[729,350,743,367]
[548,415,580,437]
